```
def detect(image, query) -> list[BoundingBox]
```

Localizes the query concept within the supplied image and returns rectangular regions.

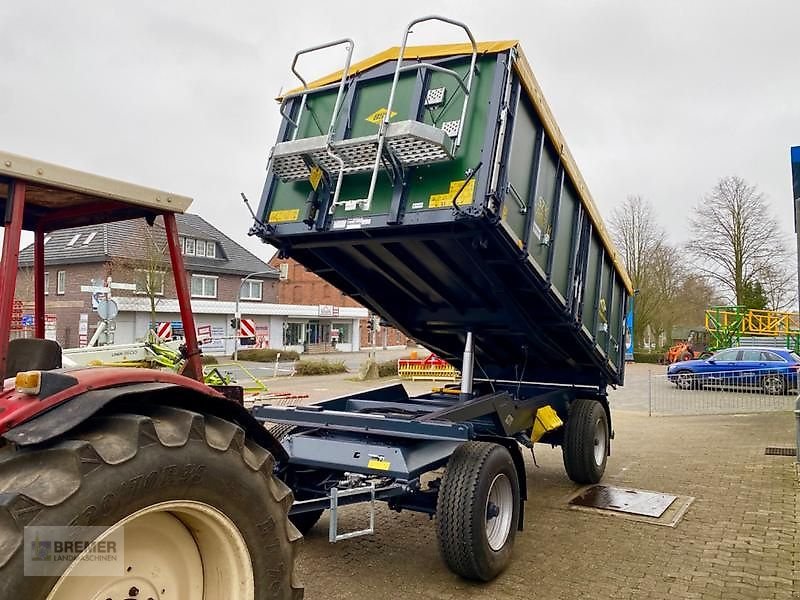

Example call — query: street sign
[240,318,256,338]
[96,298,118,320]
[156,322,173,341]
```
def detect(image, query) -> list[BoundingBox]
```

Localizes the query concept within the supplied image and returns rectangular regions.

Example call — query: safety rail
[363,15,478,211]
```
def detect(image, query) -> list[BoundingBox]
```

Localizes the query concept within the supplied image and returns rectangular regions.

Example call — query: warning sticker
[428,179,475,209]
[309,166,323,191]
[268,209,300,223]
[365,107,397,124]
[367,458,391,471]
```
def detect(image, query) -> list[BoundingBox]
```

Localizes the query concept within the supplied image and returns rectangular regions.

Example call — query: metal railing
[648,366,799,416]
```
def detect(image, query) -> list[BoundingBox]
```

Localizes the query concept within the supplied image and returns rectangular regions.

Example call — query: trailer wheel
[563,398,609,484]
[268,423,323,535]
[436,442,519,581]
[0,406,302,600]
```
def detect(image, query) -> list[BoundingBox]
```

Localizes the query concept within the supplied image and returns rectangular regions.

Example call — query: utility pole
[792,147,800,314]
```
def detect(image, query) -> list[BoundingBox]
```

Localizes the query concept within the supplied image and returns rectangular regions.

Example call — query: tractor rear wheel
[0,405,303,599]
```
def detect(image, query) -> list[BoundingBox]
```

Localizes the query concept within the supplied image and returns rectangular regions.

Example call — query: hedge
[633,352,664,364]
[233,348,300,362]
[377,359,399,378]
[294,359,348,376]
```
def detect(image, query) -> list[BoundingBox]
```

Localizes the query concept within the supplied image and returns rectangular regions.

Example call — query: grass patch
[295,359,348,376]
[234,348,300,362]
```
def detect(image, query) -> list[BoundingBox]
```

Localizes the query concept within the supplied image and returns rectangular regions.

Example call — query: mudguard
[0,367,286,460]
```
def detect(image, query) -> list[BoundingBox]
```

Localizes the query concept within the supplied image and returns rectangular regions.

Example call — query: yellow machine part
[531,405,563,442]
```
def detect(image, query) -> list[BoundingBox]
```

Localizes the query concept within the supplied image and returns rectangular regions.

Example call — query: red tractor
[0,151,301,599]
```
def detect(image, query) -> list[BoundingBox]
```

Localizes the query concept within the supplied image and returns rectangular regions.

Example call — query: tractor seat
[5,338,63,379]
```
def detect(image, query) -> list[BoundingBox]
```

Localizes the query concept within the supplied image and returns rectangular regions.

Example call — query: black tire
[674,369,697,390]
[0,405,303,599]
[761,374,786,396]
[562,398,609,484]
[268,423,323,535]
[436,441,520,582]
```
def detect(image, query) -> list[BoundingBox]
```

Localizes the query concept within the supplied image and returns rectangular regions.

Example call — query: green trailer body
[255,39,633,389]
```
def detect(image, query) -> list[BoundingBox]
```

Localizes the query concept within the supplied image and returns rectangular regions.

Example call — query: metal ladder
[269,16,478,213]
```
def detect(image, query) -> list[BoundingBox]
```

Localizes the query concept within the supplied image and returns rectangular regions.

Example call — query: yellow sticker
[428,179,475,209]
[502,205,509,220]
[367,458,391,471]
[365,108,397,124]
[309,166,323,191]
[268,208,300,223]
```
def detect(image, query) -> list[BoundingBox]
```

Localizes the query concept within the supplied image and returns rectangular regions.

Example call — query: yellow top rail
[705,307,800,337]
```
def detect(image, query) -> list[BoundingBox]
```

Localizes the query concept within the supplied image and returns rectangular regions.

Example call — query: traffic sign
[156,322,173,341]
[240,318,256,338]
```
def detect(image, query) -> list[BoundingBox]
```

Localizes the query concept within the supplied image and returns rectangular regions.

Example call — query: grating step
[271,120,454,182]
[764,447,796,456]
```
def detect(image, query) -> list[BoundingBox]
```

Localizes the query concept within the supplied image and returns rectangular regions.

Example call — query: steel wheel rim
[485,473,513,551]
[677,373,693,389]
[46,500,254,600]
[763,376,781,394]
[593,416,607,466]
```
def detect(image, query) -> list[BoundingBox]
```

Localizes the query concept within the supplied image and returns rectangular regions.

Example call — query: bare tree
[688,176,791,308]
[610,195,670,350]
[112,220,170,330]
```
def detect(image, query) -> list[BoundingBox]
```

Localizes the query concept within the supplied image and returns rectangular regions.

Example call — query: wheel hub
[484,473,513,552]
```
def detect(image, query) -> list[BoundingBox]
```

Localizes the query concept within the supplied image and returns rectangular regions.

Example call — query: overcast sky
[2,1,798,261]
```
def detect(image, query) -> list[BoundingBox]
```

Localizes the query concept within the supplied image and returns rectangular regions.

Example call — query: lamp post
[234,270,272,361]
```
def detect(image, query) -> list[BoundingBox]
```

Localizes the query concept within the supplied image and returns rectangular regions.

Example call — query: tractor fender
[2,379,287,461]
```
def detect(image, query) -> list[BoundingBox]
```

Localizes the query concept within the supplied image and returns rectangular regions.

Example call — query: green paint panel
[550,183,577,298]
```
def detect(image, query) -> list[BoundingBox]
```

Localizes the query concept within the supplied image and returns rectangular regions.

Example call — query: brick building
[15,214,280,352]
[15,214,371,354]
[268,257,412,349]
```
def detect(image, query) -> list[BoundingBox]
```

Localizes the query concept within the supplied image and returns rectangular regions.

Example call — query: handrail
[278,38,355,141]
[362,16,478,211]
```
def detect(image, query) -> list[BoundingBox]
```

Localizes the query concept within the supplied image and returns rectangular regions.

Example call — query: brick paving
[264,369,799,599]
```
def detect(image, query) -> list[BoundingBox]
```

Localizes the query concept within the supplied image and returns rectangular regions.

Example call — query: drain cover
[569,485,677,518]
[765,447,797,456]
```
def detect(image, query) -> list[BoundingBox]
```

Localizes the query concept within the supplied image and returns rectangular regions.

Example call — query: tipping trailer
[252,17,633,581]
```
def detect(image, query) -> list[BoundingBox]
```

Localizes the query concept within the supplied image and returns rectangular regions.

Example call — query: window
[190,274,217,298]
[134,269,165,296]
[714,349,738,361]
[56,270,66,295]
[760,351,785,362]
[240,279,263,301]
[279,263,289,281]
[195,240,206,257]
[44,272,49,295]
[206,241,216,258]
[82,231,97,245]
[179,237,185,254]
[741,349,760,361]
[184,238,196,256]
[283,322,305,345]
[66,233,81,246]
[331,322,351,344]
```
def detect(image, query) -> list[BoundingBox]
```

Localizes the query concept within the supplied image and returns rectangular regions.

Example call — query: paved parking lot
[261,362,799,599]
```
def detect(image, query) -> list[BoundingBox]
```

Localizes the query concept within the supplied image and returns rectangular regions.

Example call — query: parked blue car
[667,346,800,395]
